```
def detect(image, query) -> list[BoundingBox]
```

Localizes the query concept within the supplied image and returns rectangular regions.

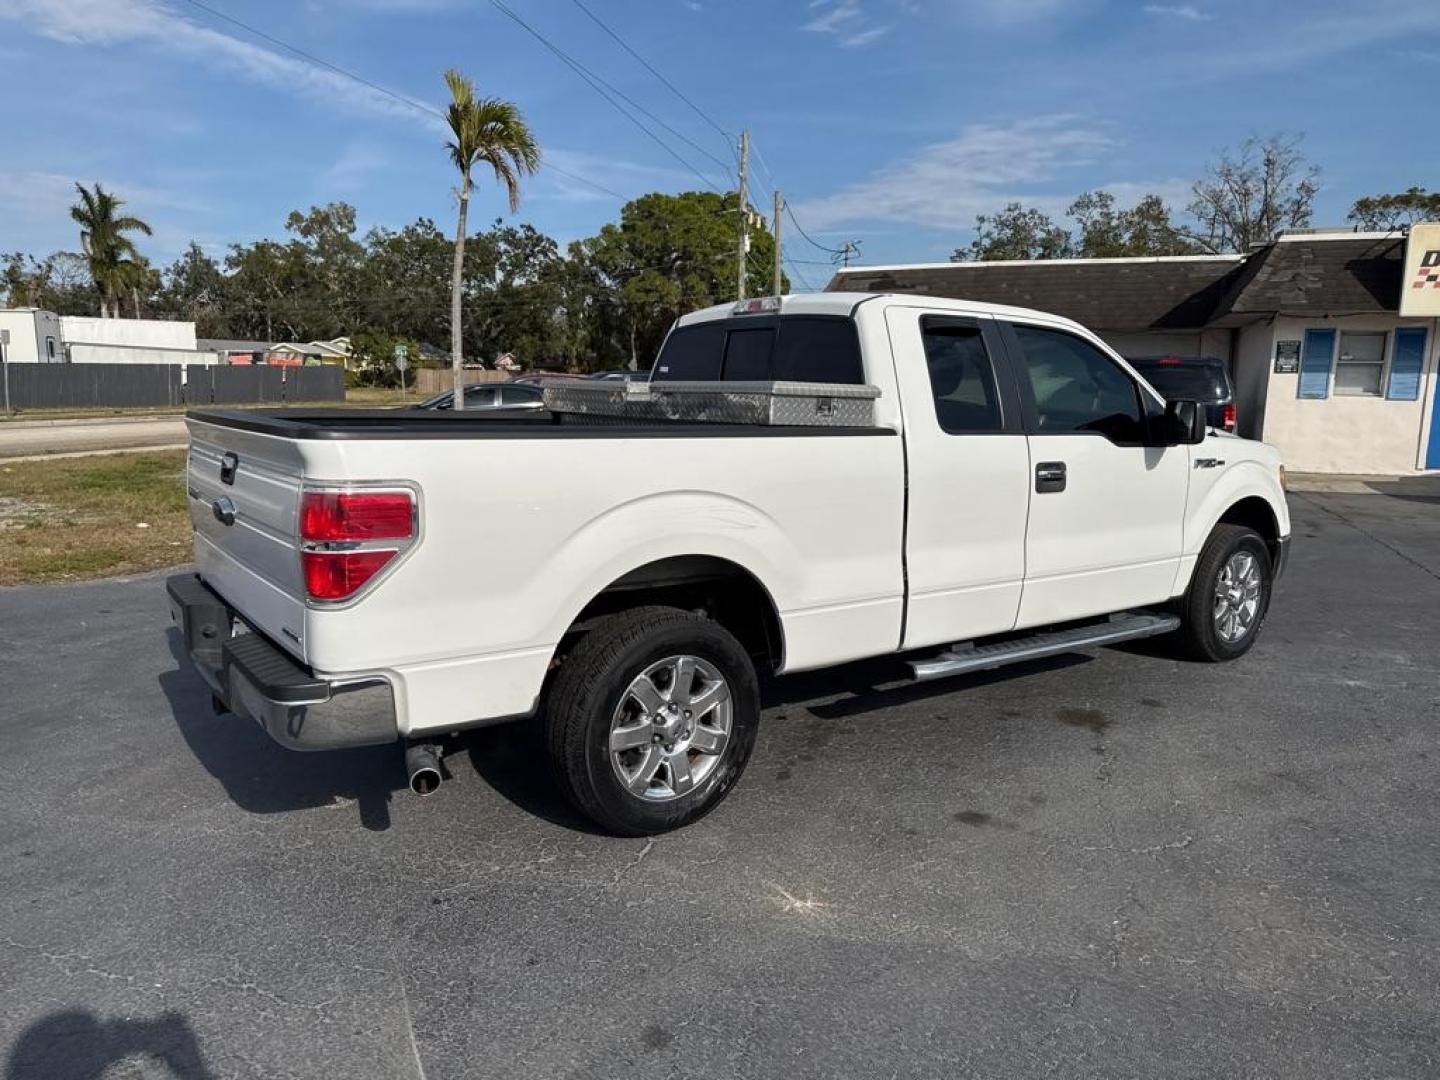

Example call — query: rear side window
[655,323,725,380]
[773,317,864,383]
[921,321,1003,433]
[723,328,774,380]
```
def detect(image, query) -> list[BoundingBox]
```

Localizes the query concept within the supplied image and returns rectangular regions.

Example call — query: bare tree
[1186,134,1320,253]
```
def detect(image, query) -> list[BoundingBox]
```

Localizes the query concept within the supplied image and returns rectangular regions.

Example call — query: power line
[179,0,628,205]
[567,0,734,149]
[784,201,847,256]
[484,0,727,192]
[180,0,444,120]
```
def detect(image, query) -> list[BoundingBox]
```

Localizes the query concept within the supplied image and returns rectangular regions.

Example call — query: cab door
[1000,319,1188,628]
[885,307,1032,650]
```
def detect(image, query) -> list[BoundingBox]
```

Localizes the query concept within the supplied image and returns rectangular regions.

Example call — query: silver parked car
[414,383,546,411]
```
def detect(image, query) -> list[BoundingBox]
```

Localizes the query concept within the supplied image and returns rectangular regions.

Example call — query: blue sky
[2,0,1438,283]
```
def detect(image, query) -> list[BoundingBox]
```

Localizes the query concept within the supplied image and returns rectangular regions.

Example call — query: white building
[60,315,198,351]
[0,308,62,363]
[0,308,219,365]
[832,228,1440,475]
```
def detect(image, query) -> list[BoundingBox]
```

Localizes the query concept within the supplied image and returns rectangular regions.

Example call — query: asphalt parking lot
[2,490,1438,1080]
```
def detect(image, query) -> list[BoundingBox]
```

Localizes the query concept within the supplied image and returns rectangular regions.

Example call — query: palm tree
[70,182,153,319]
[442,69,539,408]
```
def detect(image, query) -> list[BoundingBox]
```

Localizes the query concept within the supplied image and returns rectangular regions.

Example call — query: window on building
[1012,324,1145,443]
[920,321,1003,433]
[1333,332,1387,397]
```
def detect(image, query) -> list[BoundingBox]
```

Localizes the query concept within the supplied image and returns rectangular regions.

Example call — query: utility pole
[773,189,784,296]
[836,240,861,269]
[736,128,750,301]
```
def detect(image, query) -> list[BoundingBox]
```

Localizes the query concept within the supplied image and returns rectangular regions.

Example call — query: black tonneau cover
[186,408,895,441]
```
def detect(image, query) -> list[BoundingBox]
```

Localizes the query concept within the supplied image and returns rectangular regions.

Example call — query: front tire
[544,606,760,835]
[1176,524,1273,661]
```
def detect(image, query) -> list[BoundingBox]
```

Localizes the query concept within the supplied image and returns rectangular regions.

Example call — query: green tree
[957,203,1074,261]
[359,218,454,347]
[348,327,420,387]
[69,182,153,318]
[158,242,229,337]
[1348,187,1440,231]
[1186,134,1319,253]
[1069,191,1198,258]
[442,69,540,408]
[578,190,782,365]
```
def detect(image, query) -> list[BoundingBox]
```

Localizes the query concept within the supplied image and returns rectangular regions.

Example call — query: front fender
[1184,459,1291,556]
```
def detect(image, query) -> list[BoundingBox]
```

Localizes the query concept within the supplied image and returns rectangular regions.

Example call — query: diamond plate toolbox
[542,379,880,427]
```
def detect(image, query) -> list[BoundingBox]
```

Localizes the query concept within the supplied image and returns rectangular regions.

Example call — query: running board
[907,611,1181,682]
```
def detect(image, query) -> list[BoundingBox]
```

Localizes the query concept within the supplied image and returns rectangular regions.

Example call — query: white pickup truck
[167,292,1290,835]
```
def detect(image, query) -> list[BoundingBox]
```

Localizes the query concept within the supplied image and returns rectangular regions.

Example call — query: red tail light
[301,491,413,542]
[300,489,415,602]
[1222,402,1236,431]
[302,550,395,601]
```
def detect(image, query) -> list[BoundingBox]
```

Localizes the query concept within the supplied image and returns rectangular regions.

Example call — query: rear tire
[1175,524,1272,661]
[544,606,760,835]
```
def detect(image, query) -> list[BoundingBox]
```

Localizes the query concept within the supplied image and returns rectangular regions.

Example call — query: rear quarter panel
[296,430,905,731]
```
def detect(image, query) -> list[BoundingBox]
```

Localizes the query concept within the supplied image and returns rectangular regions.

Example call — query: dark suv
[1127,355,1236,432]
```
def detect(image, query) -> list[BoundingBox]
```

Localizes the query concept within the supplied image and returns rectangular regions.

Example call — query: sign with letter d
[1400,221,1440,317]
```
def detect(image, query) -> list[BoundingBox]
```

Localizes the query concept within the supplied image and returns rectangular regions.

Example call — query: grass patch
[0,450,190,585]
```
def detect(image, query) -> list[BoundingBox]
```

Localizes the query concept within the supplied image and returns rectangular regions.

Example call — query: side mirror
[1164,399,1208,445]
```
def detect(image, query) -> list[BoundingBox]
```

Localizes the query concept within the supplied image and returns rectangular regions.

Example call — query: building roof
[827,256,1246,330]
[1216,234,1405,319]
[827,231,1416,329]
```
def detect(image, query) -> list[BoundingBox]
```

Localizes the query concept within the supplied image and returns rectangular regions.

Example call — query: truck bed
[187,408,895,441]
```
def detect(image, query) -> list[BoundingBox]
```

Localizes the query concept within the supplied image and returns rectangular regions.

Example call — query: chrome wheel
[608,655,733,801]
[1213,550,1262,644]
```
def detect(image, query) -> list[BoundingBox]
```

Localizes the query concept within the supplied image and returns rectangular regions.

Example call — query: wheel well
[567,556,784,673]
[1217,496,1280,563]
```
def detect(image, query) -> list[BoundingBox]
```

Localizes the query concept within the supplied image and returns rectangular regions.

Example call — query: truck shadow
[463,721,616,835]
[457,653,1094,835]
[5,1008,215,1080]
[157,628,401,831]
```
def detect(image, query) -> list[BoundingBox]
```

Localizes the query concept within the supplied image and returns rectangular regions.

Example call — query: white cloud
[790,116,1116,231]
[0,0,440,124]
[842,25,891,46]
[1143,4,1211,20]
[804,0,895,47]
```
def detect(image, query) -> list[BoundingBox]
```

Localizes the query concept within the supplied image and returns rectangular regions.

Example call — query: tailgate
[186,418,309,660]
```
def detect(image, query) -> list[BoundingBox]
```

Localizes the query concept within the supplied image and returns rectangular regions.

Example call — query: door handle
[1035,461,1067,494]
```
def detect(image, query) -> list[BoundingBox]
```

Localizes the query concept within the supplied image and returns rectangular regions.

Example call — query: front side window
[920,321,1003,433]
[1013,325,1144,443]
[1334,332,1386,397]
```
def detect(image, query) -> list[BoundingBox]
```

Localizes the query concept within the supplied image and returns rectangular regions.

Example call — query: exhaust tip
[404,744,443,797]
[409,766,442,796]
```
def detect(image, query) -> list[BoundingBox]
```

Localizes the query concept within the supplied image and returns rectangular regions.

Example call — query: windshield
[1129,360,1229,403]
